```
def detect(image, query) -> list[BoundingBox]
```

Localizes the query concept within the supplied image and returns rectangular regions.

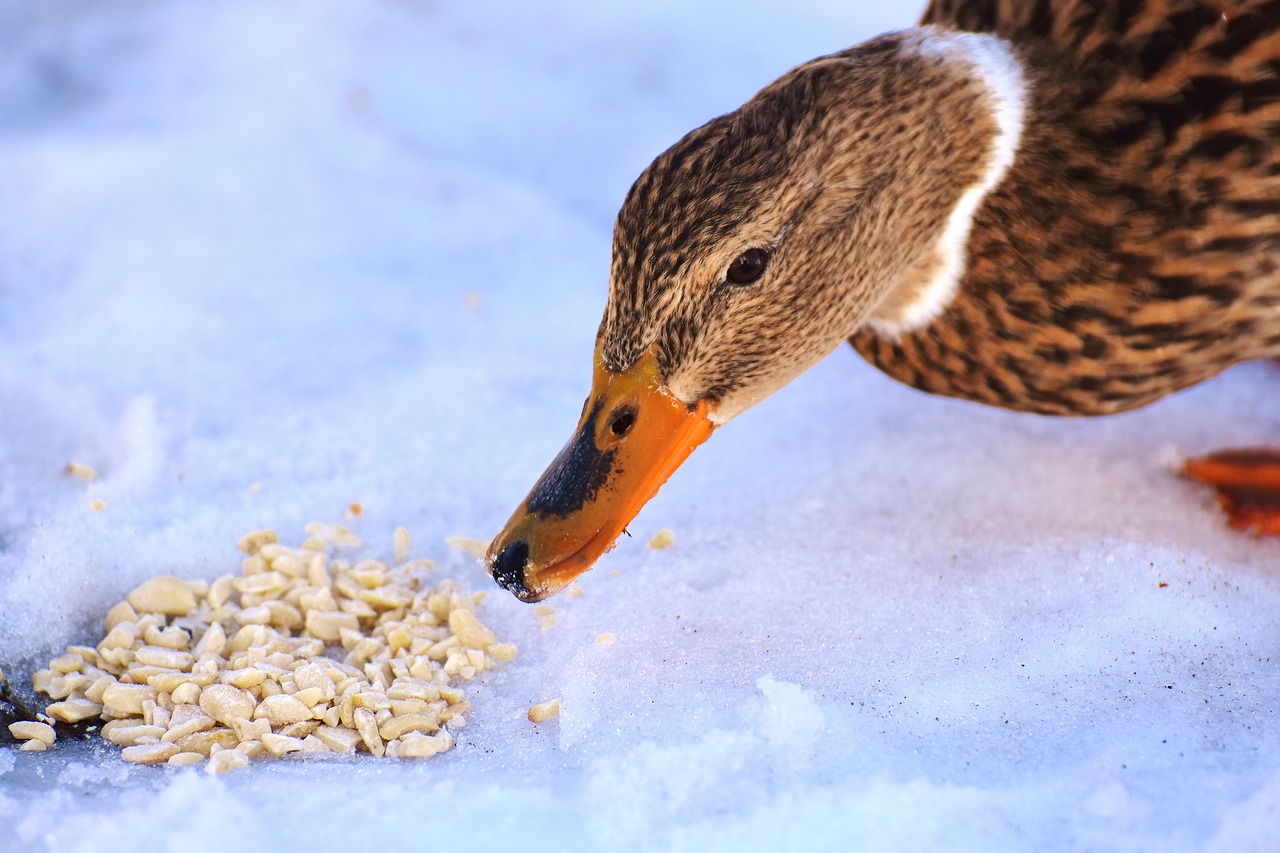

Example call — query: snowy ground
[1,1,1278,850]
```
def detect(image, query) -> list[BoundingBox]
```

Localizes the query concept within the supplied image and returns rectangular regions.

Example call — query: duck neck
[861,28,1028,337]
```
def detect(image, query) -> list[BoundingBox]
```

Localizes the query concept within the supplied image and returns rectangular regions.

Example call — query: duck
[486,0,1280,602]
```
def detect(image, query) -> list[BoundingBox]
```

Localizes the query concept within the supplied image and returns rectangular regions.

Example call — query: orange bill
[486,345,715,601]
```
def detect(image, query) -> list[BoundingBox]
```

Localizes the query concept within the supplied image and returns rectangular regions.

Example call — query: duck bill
[486,345,714,601]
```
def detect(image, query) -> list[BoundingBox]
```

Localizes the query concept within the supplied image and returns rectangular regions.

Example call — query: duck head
[486,30,1024,600]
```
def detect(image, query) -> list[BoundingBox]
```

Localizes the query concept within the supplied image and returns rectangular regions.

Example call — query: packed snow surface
[2,1,1278,850]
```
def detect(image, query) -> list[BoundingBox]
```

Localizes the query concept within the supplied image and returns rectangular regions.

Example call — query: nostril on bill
[609,408,636,437]
[490,539,531,594]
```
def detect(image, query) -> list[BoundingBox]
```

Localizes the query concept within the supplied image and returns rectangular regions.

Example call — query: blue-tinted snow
[1,2,1278,851]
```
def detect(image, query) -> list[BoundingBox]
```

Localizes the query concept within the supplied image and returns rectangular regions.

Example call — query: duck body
[487,0,1280,601]
[855,0,1280,415]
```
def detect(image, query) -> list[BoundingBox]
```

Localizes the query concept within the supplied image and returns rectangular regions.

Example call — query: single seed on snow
[90,499,107,512]
[594,633,617,645]
[648,528,676,549]
[65,461,98,481]
[527,699,561,724]
[393,527,411,563]
[445,536,489,558]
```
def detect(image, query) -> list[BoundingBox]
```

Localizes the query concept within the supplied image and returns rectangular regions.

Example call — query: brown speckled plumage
[601,0,1280,419]
[853,0,1280,414]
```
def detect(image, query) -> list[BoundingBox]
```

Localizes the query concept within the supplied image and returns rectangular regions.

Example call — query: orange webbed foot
[1183,449,1280,536]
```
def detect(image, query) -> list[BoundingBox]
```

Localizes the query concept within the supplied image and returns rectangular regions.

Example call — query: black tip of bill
[489,539,535,600]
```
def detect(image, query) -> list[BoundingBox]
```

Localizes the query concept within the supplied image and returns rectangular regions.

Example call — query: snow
[1,1,1278,850]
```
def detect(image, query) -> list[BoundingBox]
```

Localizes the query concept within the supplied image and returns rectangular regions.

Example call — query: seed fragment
[46,697,104,723]
[207,749,249,775]
[237,529,279,555]
[121,742,180,765]
[314,725,362,753]
[127,577,196,616]
[163,705,216,742]
[448,608,496,650]
[199,684,256,726]
[102,683,156,716]
[133,646,194,670]
[305,610,359,641]
[255,693,312,727]
[8,721,56,745]
[378,712,440,741]
[261,732,305,756]
[354,707,384,757]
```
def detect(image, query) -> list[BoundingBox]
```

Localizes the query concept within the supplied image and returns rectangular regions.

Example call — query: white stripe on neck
[867,29,1027,337]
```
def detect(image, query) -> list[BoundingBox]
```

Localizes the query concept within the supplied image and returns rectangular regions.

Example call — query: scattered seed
[28,523,514,773]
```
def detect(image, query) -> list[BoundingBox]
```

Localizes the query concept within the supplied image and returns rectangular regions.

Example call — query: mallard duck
[486,0,1280,602]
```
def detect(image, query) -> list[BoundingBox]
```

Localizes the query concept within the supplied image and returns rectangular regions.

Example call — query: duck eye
[725,248,770,285]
